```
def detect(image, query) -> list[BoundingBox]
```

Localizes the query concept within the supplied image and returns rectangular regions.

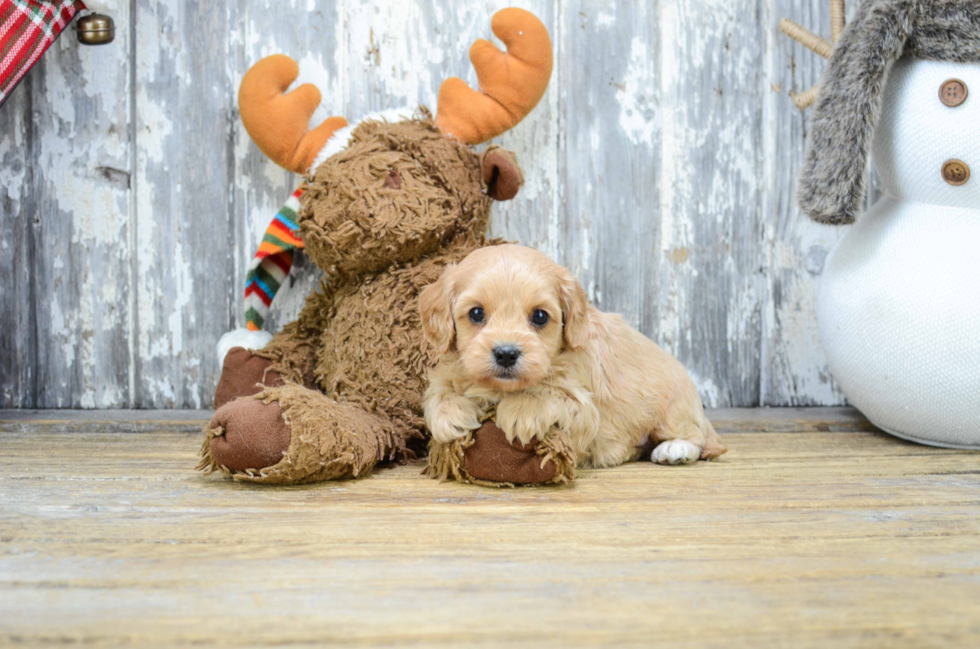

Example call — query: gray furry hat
[799,0,980,224]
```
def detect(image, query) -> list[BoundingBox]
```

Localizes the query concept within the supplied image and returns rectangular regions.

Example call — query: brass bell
[76,13,115,46]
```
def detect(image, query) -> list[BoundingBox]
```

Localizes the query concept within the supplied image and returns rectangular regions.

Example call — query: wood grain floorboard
[1,410,978,647]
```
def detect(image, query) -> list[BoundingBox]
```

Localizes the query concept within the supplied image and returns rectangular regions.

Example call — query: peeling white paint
[347,0,436,109]
[658,0,681,353]
[296,52,346,130]
[688,370,722,408]
[0,158,25,203]
[14,6,135,408]
[617,38,658,146]
[2,0,850,409]
[48,298,74,369]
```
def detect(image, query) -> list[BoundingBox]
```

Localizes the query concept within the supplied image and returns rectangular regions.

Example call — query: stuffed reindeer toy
[197,9,577,485]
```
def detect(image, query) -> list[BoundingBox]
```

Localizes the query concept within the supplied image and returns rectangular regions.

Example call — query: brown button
[942,159,970,186]
[940,79,968,107]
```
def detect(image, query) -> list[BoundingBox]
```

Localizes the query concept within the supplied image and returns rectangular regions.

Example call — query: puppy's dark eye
[531,309,549,327]
[469,307,485,324]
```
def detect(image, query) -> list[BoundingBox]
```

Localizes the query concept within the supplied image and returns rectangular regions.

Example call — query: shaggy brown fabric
[222,385,398,484]
[426,421,577,488]
[300,112,492,277]
[213,347,282,409]
[199,385,402,484]
[202,112,523,484]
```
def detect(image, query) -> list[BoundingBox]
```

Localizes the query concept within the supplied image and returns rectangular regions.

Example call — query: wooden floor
[1,409,979,647]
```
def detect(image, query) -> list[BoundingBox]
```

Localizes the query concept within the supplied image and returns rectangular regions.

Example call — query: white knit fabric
[216,328,272,368]
[874,58,980,206]
[308,108,415,172]
[818,57,980,448]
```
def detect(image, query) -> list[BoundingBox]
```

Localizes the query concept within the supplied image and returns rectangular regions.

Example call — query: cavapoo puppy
[420,244,726,468]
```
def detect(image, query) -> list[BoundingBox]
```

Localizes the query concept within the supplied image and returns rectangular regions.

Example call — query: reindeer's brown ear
[557,267,590,351]
[482,146,524,201]
[420,265,458,354]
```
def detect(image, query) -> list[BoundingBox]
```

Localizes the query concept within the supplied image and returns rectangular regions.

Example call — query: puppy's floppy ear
[481,145,524,201]
[557,267,590,351]
[420,265,458,354]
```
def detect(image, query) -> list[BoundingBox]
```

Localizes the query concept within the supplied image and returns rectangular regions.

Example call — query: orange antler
[238,55,348,174]
[435,8,553,144]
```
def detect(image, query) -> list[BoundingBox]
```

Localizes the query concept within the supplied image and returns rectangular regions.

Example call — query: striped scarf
[244,186,305,331]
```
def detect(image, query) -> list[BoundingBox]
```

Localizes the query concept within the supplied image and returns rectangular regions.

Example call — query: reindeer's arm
[252,278,336,389]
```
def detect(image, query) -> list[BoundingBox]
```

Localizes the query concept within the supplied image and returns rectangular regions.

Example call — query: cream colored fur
[420,245,726,467]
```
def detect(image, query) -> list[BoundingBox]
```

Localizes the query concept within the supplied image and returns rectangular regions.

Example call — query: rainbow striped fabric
[244,186,305,331]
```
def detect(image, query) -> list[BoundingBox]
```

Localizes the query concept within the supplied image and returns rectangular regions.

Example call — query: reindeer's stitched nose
[493,345,521,369]
[384,168,402,189]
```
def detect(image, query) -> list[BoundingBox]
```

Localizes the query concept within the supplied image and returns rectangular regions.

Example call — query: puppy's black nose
[492,345,522,369]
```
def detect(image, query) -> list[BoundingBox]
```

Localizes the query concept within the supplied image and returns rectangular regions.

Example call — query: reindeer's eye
[468,307,485,324]
[531,309,549,327]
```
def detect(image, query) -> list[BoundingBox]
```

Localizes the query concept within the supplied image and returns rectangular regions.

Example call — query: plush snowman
[796,0,980,448]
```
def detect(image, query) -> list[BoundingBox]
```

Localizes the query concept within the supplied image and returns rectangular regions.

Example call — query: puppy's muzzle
[492,344,522,370]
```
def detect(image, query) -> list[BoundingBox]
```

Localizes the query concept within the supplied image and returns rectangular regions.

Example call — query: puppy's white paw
[651,440,701,465]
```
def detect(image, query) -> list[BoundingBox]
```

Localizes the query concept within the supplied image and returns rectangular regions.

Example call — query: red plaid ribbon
[0,1,86,107]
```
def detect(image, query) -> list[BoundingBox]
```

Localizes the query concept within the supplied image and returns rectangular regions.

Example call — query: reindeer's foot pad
[213,347,282,409]
[198,385,405,485]
[197,397,291,479]
[426,420,576,487]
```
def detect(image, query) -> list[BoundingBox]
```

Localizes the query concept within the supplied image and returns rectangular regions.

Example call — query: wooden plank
[27,8,135,408]
[1,421,978,646]
[0,409,209,434]
[0,78,38,408]
[0,407,872,434]
[708,406,874,433]
[651,0,767,407]
[559,0,661,361]
[763,0,849,406]
[133,0,236,408]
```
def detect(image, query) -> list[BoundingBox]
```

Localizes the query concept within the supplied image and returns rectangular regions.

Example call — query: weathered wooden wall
[0,0,857,409]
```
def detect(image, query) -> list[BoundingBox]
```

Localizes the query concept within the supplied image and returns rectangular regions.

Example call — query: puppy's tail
[699,415,727,460]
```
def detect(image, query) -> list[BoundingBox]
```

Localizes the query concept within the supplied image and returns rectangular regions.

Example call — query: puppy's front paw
[426,397,483,444]
[651,440,701,465]
[495,394,560,445]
